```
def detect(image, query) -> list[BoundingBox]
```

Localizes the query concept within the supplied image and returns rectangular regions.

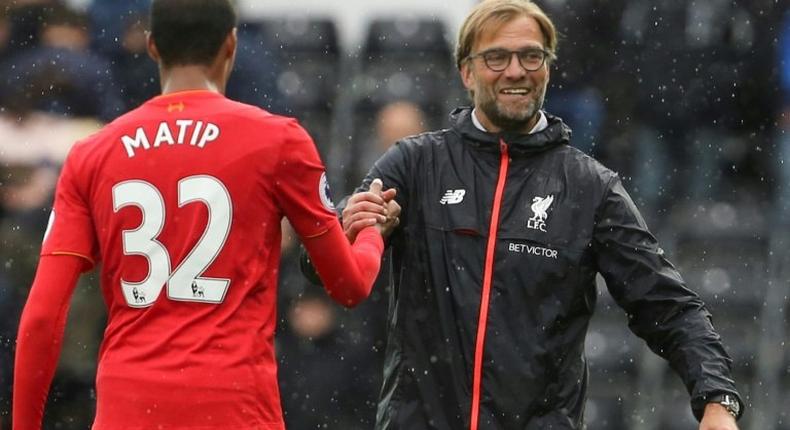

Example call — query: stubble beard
[478,86,545,132]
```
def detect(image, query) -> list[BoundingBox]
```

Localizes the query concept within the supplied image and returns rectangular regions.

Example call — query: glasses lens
[483,50,510,71]
[519,49,545,70]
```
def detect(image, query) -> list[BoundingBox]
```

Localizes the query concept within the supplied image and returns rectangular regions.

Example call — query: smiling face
[461,15,550,133]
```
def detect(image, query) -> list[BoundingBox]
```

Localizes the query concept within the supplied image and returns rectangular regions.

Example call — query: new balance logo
[440,189,466,205]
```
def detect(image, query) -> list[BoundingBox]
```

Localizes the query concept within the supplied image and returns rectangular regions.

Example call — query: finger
[345,218,377,242]
[344,211,388,227]
[347,192,384,205]
[348,191,386,207]
[369,178,384,195]
[343,212,378,231]
[386,200,402,217]
[343,203,383,227]
[350,212,388,225]
[347,218,378,236]
[381,188,397,202]
[342,201,388,221]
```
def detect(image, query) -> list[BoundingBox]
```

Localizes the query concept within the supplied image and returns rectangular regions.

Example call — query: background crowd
[0,0,788,429]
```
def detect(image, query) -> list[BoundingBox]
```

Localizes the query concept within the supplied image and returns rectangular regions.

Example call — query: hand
[699,403,738,430]
[342,178,398,242]
[376,196,401,238]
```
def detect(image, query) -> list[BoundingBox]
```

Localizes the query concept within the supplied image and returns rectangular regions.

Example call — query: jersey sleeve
[302,225,384,307]
[274,119,338,238]
[41,146,99,268]
[13,254,86,430]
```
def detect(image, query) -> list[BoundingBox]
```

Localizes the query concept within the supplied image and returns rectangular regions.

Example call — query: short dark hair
[150,0,237,67]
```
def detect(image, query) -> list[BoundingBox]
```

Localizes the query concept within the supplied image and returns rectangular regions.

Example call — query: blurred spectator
[376,100,427,150]
[39,3,89,50]
[357,100,427,178]
[0,6,12,60]
[0,39,102,425]
[0,82,101,230]
[106,10,283,113]
[3,0,56,55]
[277,101,426,429]
[109,12,159,110]
[0,270,12,428]
[540,0,622,156]
[276,218,384,429]
[0,159,20,426]
[226,22,285,112]
[613,0,766,215]
[348,99,429,189]
[87,0,149,56]
[0,4,124,121]
[278,290,384,429]
[776,9,790,224]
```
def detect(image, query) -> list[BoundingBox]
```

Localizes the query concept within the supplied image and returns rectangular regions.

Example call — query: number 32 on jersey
[112,175,232,307]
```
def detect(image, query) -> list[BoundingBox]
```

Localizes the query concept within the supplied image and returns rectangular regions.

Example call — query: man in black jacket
[328,1,743,429]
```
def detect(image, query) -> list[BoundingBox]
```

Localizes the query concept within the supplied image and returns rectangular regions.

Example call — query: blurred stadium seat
[341,18,456,186]
[645,202,778,430]
[262,17,341,158]
[358,18,453,118]
[584,275,643,430]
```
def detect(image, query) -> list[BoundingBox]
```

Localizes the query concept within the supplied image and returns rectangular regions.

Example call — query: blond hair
[455,0,558,70]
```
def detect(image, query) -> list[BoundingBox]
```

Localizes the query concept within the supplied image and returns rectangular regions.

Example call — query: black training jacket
[326,107,742,429]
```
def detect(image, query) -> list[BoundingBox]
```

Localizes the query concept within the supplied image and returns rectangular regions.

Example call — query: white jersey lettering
[120,120,221,158]
[122,127,151,158]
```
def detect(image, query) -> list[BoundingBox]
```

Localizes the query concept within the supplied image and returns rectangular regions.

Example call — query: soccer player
[12,0,397,428]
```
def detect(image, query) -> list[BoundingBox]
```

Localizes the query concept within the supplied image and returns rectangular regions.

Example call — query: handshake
[342,178,401,242]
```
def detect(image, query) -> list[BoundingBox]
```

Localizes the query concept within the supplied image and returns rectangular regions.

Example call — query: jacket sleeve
[592,174,743,421]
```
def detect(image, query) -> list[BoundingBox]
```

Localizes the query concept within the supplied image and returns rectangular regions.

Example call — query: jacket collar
[449,106,571,156]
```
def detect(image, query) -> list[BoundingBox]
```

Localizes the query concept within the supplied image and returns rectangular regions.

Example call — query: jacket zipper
[470,140,510,430]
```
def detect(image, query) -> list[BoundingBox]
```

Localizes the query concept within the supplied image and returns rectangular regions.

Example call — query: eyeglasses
[467,48,551,72]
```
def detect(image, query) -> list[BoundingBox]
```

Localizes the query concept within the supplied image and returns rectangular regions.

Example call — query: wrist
[706,393,740,420]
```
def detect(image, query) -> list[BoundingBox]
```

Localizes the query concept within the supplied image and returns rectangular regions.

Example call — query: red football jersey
[41,90,340,429]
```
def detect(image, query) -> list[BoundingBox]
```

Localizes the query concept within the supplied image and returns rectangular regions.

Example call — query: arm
[275,121,391,307]
[299,140,411,284]
[13,254,88,430]
[304,179,399,305]
[592,175,742,424]
[302,224,384,307]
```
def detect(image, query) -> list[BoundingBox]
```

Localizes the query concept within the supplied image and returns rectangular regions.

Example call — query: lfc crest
[527,195,554,232]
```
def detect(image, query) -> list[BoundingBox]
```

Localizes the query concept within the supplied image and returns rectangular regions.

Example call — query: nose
[502,51,528,78]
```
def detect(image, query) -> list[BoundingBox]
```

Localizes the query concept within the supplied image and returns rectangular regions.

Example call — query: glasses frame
[467,48,552,72]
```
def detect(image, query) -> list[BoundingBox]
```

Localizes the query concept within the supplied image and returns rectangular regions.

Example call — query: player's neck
[159,65,224,95]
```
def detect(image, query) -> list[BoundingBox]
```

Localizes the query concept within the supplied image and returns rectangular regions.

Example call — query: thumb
[369,178,384,195]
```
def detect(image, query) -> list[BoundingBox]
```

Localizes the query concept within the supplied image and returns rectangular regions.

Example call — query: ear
[223,28,238,61]
[460,60,476,92]
[146,32,160,63]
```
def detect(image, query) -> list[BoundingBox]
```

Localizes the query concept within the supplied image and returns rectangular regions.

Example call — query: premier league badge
[319,172,335,211]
